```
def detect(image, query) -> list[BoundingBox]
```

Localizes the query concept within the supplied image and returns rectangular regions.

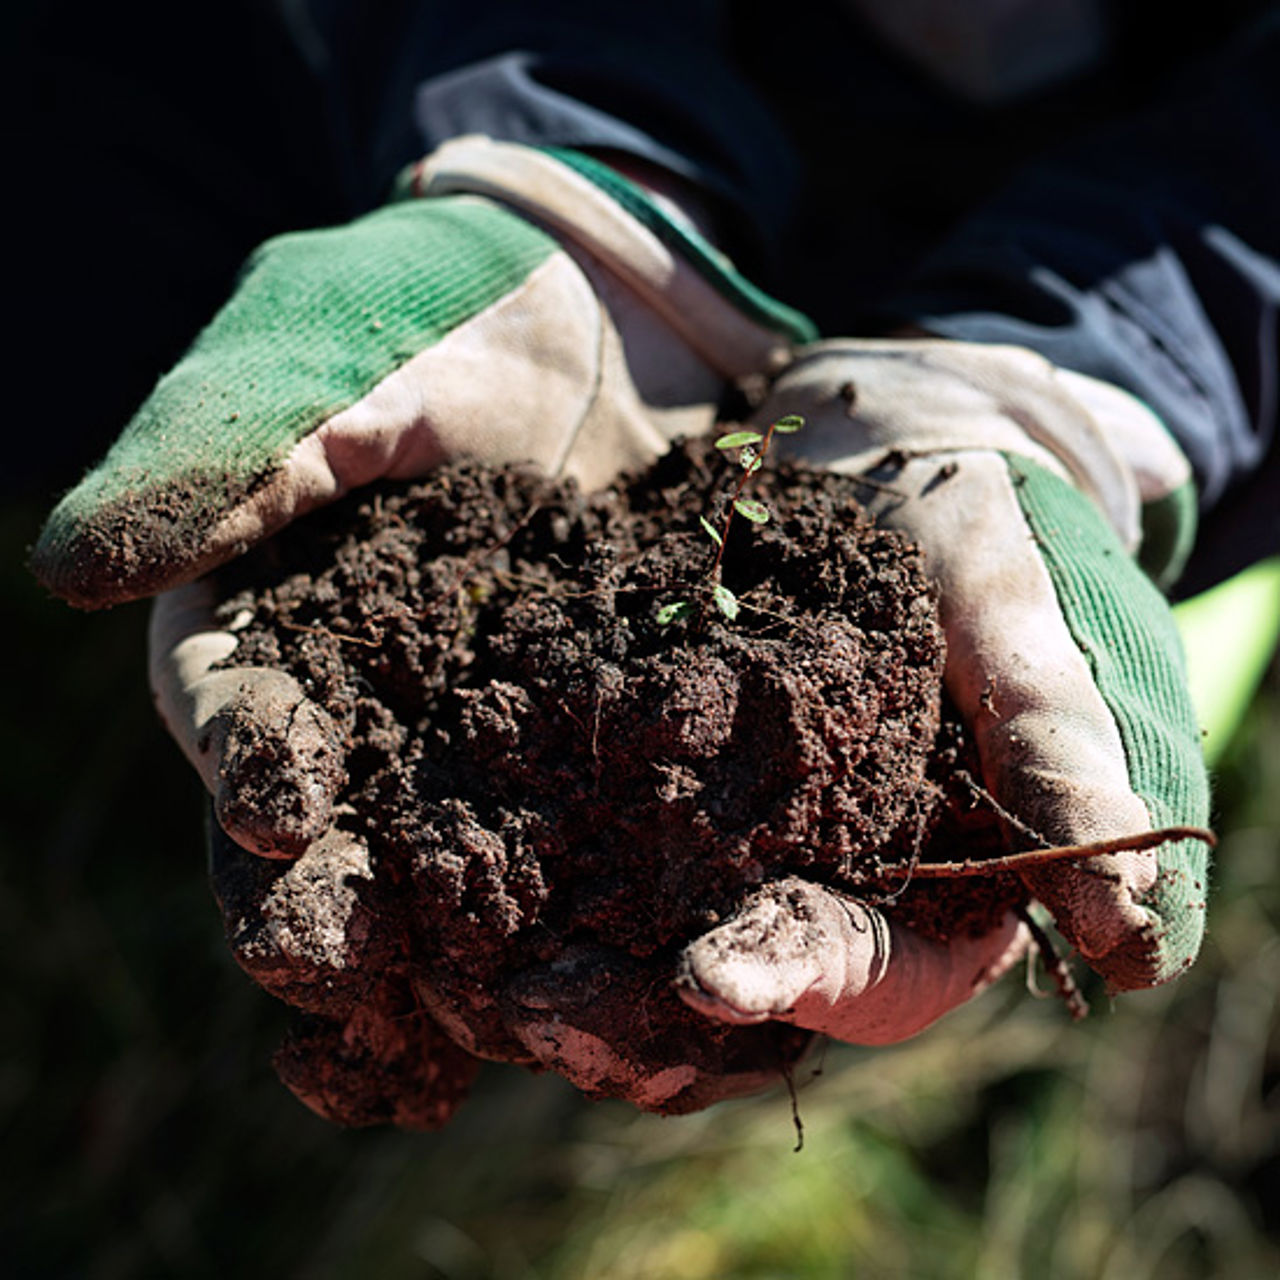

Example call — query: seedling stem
[657,415,803,627]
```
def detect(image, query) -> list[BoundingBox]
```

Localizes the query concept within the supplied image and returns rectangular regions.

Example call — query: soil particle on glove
[210,439,1025,1127]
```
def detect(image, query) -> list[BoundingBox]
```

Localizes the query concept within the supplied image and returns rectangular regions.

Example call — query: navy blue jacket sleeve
[305,1,798,265]
[880,13,1279,584]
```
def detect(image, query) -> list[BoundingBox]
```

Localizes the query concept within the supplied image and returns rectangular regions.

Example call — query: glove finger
[149,581,347,858]
[209,818,385,1014]
[994,458,1211,986]
[31,200,580,607]
[759,339,1141,546]
[861,452,1206,985]
[676,878,1026,1045]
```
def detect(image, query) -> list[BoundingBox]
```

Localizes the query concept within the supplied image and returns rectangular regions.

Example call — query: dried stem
[427,497,546,610]
[890,824,1217,881]
[706,417,784,590]
[953,768,1054,848]
[1017,905,1089,1021]
[778,1052,805,1154]
[276,616,384,649]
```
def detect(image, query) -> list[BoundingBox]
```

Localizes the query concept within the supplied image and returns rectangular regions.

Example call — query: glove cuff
[398,135,817,378]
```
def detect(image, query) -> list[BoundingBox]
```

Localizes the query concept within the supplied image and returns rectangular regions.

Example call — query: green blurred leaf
[712,585,739,620]
[733,498,770,524]
[716,431,762,451]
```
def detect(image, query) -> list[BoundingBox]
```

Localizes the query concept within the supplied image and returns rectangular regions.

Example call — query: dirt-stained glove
[39,134,811,857]
[32,134,813,610]
[118,138,815,1116]
[678,878,1028,1045]
[679,338,1212,1045]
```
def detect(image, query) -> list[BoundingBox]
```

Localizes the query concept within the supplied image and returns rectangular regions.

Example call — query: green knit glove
[32,135,814,608]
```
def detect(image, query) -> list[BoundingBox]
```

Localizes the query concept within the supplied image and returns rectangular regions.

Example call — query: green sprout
[658,414,804,626]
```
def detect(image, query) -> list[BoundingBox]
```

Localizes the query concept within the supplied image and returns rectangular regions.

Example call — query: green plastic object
[1173,557,1280,766]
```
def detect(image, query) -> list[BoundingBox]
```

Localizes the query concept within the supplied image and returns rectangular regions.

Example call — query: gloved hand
[33,134,814,610]
[34,134,813,860]
[678,338,1212,1045]
[38,135,823,1113]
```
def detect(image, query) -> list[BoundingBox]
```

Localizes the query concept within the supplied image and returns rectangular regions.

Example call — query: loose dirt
[208,439,1025,1127]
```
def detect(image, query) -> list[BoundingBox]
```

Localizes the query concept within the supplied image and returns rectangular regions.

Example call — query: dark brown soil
[208,439,1025,1128]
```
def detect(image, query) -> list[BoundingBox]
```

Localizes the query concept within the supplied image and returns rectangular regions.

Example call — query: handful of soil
[208,439,1025,1128]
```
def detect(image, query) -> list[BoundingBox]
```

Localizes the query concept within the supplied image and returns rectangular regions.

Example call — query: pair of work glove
[33,135,1210,1108]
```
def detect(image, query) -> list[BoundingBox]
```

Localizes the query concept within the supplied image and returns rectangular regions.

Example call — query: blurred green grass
[3,498,1278,1280]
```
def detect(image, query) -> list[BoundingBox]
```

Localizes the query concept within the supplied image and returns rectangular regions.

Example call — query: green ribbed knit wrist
[1139,479,1198,592]
[540,148,818,346]
[1006,454,1211,983]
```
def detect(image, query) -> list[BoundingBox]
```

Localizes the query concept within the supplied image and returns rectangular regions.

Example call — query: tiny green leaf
[716,431,763,451]
[712,584,739,620]
[657,600,694,625]
[733,498,770,524]
[772,414,804,434]
[698,515,723,546]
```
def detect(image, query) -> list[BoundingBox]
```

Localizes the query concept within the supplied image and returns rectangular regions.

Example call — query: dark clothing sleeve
[877,13,1280,589]
[300,1,799,265]
[373,2,1278,587]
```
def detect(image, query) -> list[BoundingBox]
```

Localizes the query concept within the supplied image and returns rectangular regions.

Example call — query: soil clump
[208,439,1025,1127]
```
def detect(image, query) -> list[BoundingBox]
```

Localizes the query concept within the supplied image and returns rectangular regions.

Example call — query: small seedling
[658,415,804,626]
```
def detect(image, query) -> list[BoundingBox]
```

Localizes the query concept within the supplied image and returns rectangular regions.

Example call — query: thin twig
[1017,905,1089,1021]
[877,804,929,903]
[736,598,805,633]
[954,768,1052,848]
[899,824,1216,879]
[778,1053,805,1154]
[277,617,384,648]
[424,496,547,611]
